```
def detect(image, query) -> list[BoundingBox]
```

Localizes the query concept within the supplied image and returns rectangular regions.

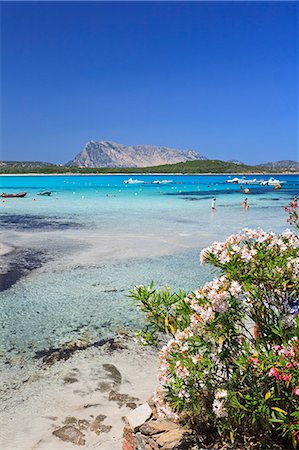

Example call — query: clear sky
[1,1,298,164]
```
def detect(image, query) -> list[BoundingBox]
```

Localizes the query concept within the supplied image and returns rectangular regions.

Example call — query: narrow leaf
[230,431,234,444]
[265,391,271,401]
[271,407,288,415]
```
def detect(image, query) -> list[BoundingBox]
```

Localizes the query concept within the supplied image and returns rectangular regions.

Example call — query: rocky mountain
[259,160,299,171]
[66,140,206,168]
[227,159,244,165]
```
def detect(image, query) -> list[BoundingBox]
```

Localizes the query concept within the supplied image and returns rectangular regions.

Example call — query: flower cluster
[200,229,299,280]
[155,277,245,423]
[268,339,299,391]
[213,389,228,418]
[285,199,299,229]
[200,229,299,326]
[186,276,242,325]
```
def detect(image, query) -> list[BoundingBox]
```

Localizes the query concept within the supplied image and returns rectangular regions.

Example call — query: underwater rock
[63,376,79,384]
[108,390,139,408]
[90,414,111,435]
[103,363,122,384]
[53,425,85,446]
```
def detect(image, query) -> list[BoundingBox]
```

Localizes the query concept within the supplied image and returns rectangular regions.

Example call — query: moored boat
[226,177,240,184]
[152,179,173,184]
[260,177,286,186]
[241,178,258,185]
[37,191,52,196]
[123,178,145,184]
[1,192,27,198]
[226,177,259,185]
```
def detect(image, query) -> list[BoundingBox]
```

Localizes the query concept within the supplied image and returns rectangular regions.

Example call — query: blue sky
[1,1,298,164]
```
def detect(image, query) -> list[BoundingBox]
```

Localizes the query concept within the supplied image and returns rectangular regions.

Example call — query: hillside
[0,159,278,174]
[66,140,205,168]
[259,160,299,171]
[114,159,267,174]
[0,161,57,168]
[0,161,61,173]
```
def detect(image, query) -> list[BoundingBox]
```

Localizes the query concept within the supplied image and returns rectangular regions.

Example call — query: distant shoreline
[1,172,298,176]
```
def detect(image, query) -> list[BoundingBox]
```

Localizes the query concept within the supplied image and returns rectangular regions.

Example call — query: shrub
[132,228,299,448]
[130,282,192,345]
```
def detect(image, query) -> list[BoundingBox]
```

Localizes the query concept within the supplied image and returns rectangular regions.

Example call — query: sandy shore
[1,335,158,450]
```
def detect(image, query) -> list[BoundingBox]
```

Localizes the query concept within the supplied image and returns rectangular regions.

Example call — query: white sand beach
[1,337,158,450]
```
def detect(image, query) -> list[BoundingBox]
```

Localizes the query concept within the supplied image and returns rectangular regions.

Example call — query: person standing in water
[211,198,216,210]
[242,198,248,209]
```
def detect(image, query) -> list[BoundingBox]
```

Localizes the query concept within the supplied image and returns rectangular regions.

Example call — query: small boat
[260,177,286,186]
[226,177,240,184]
[152,180,173,184]
[1,192,27,198]
[241,178,258,185]
[37,191,52,196]
[226,177,259,185]
[123,178,145,185]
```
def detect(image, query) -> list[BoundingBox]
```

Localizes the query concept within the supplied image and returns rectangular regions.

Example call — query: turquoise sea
[0,173,298,393]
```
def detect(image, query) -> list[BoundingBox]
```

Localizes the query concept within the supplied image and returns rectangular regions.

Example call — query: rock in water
[53,425,86,446]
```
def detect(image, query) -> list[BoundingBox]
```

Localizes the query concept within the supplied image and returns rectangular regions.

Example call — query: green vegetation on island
[0,159,293,174]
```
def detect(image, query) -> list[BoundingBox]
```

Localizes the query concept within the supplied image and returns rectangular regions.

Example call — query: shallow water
[0,174,298,395]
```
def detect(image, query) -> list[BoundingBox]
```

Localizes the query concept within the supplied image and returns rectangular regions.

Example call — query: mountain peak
[66,140,206,168]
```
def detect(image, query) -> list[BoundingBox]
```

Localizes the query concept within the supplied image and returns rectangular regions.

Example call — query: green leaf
[230,431,234,444]
[265,391,271,401]
[292,433,297,449]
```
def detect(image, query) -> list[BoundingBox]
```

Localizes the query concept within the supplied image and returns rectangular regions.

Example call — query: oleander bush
[130,283,192,345]
[285,199,299,229]
[131,228,299,449]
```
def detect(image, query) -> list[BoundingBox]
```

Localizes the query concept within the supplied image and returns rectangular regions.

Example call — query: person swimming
[242,198,248,209]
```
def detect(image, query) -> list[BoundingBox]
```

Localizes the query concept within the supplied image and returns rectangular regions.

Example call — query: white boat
[123,178,145,185]
[238,178,258,185]
[226,177,258,185]
[152,179,173,184]
[260,177,286,186]
[226,177,240,184]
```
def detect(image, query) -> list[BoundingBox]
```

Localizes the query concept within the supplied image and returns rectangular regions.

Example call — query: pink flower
[282,374,291,383]
[294,388,299,396]
[269,367,281,380]
[248,357,259,365]
[273,345,282,351]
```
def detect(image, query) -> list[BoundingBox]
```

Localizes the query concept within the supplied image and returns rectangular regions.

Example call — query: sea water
[0,174,298,395]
